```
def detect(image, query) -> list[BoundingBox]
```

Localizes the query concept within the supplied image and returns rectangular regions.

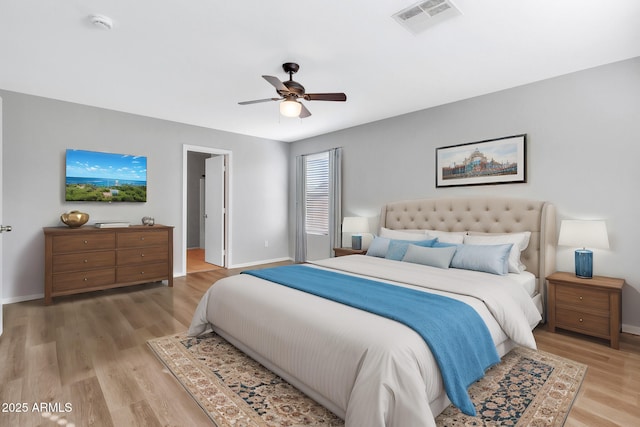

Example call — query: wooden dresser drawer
[117,231,168,248]
[117,246,168,266]
[53,233,116,253]
[555,285,609,312]
[556,309,610,337]
[53,251,116,273]
[53,268,116,292]
[117,262,168,283]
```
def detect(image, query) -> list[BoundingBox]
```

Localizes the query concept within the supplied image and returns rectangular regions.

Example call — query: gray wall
[1,90,290,302]
[289,57,640,333]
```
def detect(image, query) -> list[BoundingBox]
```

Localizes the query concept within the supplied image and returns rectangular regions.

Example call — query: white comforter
[188,255,542,427]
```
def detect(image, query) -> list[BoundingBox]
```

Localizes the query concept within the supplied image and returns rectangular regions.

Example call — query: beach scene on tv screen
[65,149,147,202]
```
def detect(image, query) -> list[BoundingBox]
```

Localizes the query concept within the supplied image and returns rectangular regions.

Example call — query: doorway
[182,145,232,274]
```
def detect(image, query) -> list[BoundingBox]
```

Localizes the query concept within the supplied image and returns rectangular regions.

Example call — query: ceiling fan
[238,62,347,118]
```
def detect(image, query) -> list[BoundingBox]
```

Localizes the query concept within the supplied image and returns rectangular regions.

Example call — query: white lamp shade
[342,217,369,233]
[280,99,302,117]
[558,220,609,249]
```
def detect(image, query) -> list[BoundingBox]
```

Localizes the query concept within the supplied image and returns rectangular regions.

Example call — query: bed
[189,197,556,427]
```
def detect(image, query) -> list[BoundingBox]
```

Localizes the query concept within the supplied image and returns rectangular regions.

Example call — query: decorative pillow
[450,243,513,275]
[402,245,457,269]
[464,232,531,273]
[366,237,391,258]
[384,238,437,261]
[379,227,427,241]
[425,230,466,244]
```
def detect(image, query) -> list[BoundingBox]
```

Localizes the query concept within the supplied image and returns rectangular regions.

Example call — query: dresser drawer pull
[579,318,583,322]
[140,271,145,275]
[84,240,88,244]
[140,254,145,257]
[84,259,88,263]
[83,277,88,282]
[140,237,145,241]
[579,296,583,301]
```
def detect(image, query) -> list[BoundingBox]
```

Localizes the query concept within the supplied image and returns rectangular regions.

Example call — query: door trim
[182,145,232,274]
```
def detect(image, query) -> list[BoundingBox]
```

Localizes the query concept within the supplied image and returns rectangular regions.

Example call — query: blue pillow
[450,243,513,275]
[366,237,391,257]
[384,238,437,261]
[367,237,437,259]
[433,241,459,248]
[402,244,457,269]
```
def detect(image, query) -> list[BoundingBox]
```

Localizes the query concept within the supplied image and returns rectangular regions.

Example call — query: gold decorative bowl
[60,210,89,228]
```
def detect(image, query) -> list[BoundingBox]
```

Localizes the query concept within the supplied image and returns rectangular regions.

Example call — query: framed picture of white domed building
[436,134,526,188]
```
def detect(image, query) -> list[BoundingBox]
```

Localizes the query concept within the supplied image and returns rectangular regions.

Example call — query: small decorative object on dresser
[60,210,89,228]
[43,224,174,304]
[333,247,366,257]
[547,271,624,349]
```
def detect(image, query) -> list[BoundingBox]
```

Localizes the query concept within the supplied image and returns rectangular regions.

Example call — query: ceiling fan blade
[304,93,347,102]
[262,75,289,93]
[238,98,280,105]
[299,103,312,118]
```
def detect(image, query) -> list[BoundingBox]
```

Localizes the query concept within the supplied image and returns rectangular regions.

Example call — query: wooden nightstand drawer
[555,285,609,312]
[555,309,610,337]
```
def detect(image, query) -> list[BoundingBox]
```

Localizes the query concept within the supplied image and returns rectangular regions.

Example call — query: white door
[204,156,225,266]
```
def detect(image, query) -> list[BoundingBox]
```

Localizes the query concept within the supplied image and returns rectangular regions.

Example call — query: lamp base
[352,235,362,250]
[575,249,593,279]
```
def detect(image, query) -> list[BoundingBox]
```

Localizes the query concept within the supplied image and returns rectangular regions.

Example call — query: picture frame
[436,134,526,188]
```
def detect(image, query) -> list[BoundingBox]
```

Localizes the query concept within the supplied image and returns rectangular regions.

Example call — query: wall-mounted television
[65,149,147,202]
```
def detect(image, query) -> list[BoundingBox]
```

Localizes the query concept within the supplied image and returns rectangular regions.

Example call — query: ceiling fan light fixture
[280,98,302,117]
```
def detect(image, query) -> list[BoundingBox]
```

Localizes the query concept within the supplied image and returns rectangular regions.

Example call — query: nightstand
[333,247,366,257]
[547,271,624,349]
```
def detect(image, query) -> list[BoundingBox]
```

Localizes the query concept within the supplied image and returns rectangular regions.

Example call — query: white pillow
[379,227,427,241]
[425,230,466,244]
[463,231,531,273]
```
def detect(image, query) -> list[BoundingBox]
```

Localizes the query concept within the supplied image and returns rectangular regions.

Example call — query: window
[305,152,329,235]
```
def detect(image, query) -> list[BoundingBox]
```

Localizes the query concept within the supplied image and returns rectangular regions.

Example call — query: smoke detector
[89,14,114,30]
[392,0,461,35]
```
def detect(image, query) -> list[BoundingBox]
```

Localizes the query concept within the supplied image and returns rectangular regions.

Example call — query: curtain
[294,155,307,263]
[328,147,343,255]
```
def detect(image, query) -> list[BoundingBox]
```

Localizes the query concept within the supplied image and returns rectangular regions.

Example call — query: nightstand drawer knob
[579,296,583,300]
[579,318,583,322]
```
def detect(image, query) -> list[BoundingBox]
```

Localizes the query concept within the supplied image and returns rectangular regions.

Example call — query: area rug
[148,332,586,427]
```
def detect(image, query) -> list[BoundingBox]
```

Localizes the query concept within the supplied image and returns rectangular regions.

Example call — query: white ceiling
[1,0,639,142]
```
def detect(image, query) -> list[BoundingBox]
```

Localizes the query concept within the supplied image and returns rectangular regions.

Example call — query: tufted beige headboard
[379,197,557,285]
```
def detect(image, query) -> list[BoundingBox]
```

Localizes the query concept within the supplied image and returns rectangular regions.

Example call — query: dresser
[547,271,624,349]
[44,225,174,304]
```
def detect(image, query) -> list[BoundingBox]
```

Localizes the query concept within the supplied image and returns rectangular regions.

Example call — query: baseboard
[622,324,640,336]
[3,293,44,305]
[228,257,293,269]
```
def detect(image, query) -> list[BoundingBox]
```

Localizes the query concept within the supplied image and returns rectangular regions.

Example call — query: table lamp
[342,217,369,250]
[558,219,609,278]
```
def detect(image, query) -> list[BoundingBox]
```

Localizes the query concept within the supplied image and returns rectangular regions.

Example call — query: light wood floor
[1,265,639,427]
[186,248,222,273]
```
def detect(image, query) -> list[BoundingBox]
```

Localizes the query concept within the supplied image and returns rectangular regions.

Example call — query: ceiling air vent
[392,0,461,35]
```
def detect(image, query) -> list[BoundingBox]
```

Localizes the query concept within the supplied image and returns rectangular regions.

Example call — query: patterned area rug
[148,332,586,427]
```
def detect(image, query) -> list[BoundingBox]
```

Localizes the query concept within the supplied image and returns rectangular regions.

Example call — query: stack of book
[94,221,131,228]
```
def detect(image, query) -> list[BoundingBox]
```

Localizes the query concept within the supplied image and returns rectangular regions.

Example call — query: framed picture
[436,134,526,188]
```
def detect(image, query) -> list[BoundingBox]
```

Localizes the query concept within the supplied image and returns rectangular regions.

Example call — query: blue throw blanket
[242,264,500,416]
